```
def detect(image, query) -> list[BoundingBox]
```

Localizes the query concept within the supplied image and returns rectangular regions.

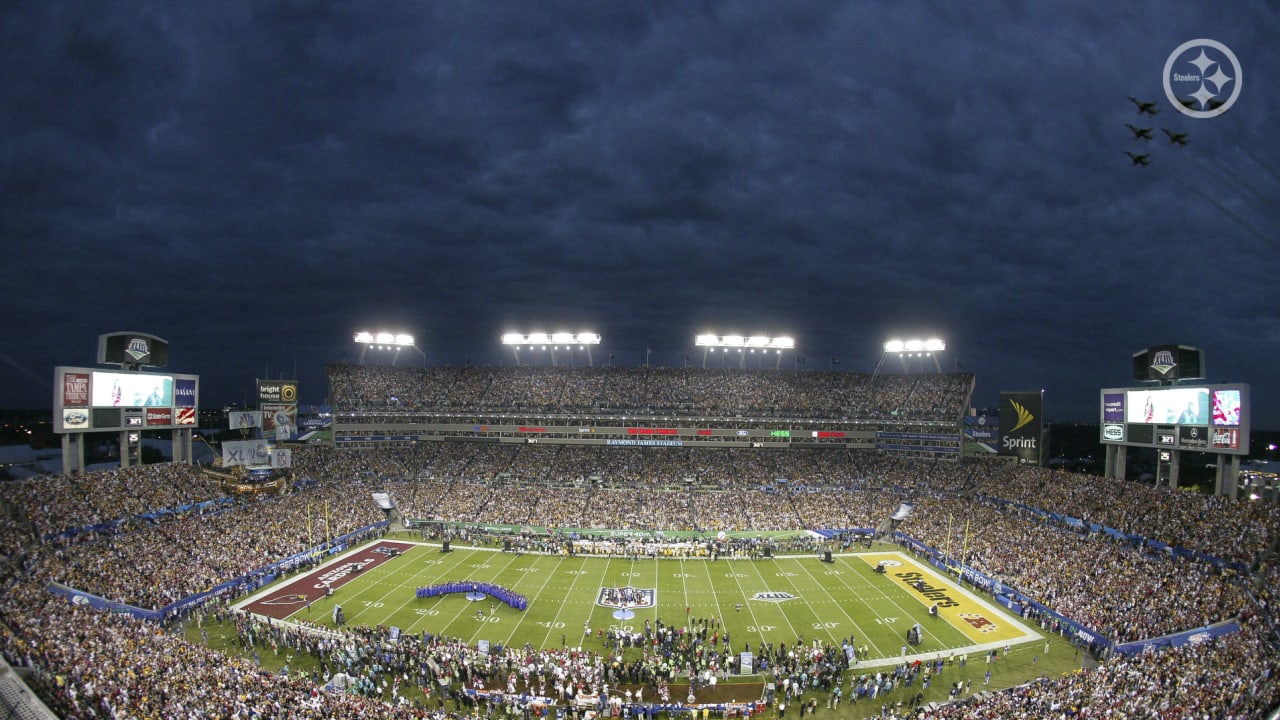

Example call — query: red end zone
[243,540,416,620]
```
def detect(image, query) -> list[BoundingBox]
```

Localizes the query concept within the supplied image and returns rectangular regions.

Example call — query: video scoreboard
[54,366,199,433]
[1098,383,1249,455]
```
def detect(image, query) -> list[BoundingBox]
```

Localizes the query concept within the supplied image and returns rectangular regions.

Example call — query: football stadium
[3,361,1279,719]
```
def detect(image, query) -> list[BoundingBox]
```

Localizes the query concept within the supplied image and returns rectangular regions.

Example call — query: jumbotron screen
[1098,383,1249,455]
[54,366,198,433]
[90,371,173,408]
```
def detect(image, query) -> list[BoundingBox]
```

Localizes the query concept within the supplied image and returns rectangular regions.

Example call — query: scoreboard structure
[1099,383,1249,495]
[53,332,199,474]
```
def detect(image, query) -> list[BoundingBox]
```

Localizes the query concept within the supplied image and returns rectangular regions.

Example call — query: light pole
[503,332,601,367]
[695,334,795,369]
[354,332,426,366]
[876,338,946,378]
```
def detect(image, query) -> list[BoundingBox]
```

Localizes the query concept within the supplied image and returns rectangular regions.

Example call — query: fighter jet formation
[1123,98,1190,166]
[1128,97,1159,115]
[1124,151,1152,167]
[1125,123,1154,141]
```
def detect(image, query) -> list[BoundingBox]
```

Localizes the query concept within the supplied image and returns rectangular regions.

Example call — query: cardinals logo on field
[260,594,309,606]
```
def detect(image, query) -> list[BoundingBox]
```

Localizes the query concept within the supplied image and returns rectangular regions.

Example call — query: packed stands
[0,363,1277,718]
[327,364,975,419]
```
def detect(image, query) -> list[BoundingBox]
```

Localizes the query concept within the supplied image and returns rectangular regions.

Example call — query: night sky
[2,2,1277,427]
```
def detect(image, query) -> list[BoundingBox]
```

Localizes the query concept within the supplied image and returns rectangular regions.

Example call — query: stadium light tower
[695,334,795,369]
[502,331,601,367]
[353,331,426,366]
[877,337,946,376]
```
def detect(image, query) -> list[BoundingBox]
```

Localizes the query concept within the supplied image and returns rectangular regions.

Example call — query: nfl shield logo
[597,586,655,609]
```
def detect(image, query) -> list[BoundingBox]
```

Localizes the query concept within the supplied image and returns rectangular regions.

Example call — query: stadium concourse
[0,366,1274,718]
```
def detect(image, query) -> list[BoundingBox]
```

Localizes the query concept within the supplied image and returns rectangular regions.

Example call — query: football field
[241,538,1041,668]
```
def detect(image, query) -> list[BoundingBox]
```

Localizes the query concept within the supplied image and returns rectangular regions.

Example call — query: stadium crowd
[899,498,1249,644]
[912,625,1279,720]
[326,364,973,419]
[1,435,1279,717]
[28,483,383,610]
[976,463,1279,564]
[6,462,222,539]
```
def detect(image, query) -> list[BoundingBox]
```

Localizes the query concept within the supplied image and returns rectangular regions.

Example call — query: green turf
[212,536,1088,716]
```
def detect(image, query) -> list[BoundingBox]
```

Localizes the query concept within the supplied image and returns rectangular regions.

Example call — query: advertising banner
[262,403,298,441]
[55,366,198,433]
[46,582,163,622]
[258,379,299,441]
[998,391,1043,465]
[1178,425,1208,449]
[175,378,197,408]
[63,372,90,407]
[229,411,261,430]
[62,408,90,430]
[1112,619,1240,656]
[257,379,298,404]
[222,439,271,467]
[1211,428,1240,451]
[270,448,292,469]
[1101,393,1124,423]
[963,414,998,440]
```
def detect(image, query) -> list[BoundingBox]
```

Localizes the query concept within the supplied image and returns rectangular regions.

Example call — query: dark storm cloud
[1,0,1276,426]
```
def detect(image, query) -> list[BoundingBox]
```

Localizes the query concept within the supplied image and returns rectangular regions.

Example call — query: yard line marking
[788,554,869,650]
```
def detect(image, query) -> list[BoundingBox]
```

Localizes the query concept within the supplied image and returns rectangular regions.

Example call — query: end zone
[860,552,1040,647]
[240,540,416,620]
